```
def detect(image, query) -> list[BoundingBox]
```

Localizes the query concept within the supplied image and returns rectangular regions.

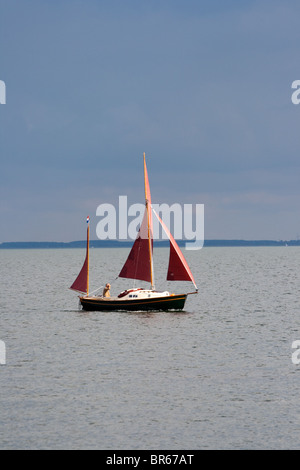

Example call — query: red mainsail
[119,154,154,284]
[118,209,153,282]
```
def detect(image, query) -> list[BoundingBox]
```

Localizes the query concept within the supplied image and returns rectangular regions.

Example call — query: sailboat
[70,154,198,311]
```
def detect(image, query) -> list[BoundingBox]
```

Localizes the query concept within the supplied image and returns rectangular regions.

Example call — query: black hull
[79,294,187,312]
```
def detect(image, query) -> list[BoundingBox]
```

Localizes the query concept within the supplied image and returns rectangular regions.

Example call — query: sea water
[0,246,299,449]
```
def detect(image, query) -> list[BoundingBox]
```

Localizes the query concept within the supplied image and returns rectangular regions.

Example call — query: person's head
[106,283,110,289]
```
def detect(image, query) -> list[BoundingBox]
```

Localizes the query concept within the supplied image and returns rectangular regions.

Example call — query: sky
[1,0,300,242]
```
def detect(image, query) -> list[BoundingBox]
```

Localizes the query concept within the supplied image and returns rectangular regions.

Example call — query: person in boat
[103,283,111,298]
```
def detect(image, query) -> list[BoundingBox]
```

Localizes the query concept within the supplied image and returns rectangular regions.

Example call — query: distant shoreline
[0,240,298,249]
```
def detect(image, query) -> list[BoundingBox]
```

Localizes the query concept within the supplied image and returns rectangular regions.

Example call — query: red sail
[144,154,152,229]
[70,222,89,294]
[119,154,154,284]
[167,240,194,282]
[70,255,89,293]
[153,209,198,290]
[118,209,153,282]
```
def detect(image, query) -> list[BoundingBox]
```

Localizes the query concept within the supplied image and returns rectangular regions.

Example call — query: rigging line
[89,281,115,296]
[88,285,104,296]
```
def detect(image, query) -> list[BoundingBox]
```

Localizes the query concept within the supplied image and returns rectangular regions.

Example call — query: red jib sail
[70,219,90,294]
[153,209,198,290]
[118,209,153,282]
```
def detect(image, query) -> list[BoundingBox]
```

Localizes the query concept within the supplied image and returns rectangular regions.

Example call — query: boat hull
[79,294,187,312]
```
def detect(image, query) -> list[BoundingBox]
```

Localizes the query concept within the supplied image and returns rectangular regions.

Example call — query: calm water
[0,246,300,449]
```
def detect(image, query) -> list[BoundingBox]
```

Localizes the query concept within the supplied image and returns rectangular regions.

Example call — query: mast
[144,153,155,290]
[86,216,90,296]
[118,155,155,286]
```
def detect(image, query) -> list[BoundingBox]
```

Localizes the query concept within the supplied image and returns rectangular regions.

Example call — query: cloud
[1,0,300,240]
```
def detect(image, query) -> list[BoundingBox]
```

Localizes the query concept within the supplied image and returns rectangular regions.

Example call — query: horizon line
[0,239,299,249]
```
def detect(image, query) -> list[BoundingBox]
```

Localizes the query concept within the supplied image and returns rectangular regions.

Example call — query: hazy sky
[1,0,300,242]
